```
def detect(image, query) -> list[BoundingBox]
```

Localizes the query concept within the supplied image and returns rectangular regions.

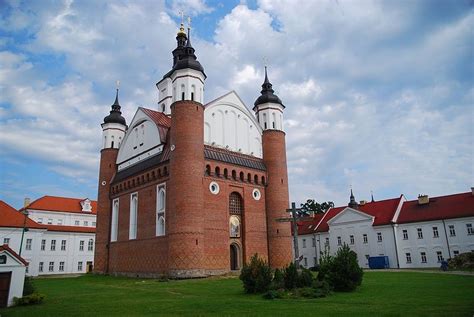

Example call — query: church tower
[254,68,293,268]
[94,89,127,273]
[165,23,207,277]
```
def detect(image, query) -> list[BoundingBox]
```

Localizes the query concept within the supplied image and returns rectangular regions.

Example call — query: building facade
[0,197,96,276]
[94,23,293,278]
[296,189,474,269]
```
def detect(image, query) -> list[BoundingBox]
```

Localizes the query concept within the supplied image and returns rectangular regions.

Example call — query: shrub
[297,268,314,288]
[321,244,363,292]
[263,289,286,300]
[309,265,320,272]
[240,254,273,293]
[283,262,299,289]
[13,293,45,306]
[448,252,474,270]
[272,268,284,290]
[23,276,35,296]
[312,279,332,297]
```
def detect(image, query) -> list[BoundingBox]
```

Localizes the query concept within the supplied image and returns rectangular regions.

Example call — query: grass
[1,271,473,316]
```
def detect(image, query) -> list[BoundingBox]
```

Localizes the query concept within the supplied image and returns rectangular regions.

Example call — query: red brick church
[94,22,292,278]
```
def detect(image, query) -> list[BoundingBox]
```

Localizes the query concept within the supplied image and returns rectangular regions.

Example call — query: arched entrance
[230,243,240,270]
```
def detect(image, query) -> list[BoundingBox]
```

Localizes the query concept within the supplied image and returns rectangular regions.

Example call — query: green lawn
[1,272,473,316]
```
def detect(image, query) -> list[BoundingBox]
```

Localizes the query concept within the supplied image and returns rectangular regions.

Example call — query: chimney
[359,200,367,205]
[24,197,31,208]
[418,194,429,205]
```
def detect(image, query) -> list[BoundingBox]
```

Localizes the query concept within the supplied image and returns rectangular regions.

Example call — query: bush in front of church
[239,254,273,293]
[318,243,363,292]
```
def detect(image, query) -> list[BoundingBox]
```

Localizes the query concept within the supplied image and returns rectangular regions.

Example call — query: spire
[103,85,126,126]
[253,66,284,110]
[348,189,359,209]
[371,191,375,203]
[186,17,193,48]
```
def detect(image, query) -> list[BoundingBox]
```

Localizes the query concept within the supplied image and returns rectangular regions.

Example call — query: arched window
[232,170,237,180]
[229,192,243,215]
[261,176,266,185]
[239,172,244,181]
[215,166,220,177]
[254,175,259,184]
[181,84,185,101]
[111,198,119,242]
[224,168,228,179]
[162,104,165,112]
[247,173,251,182]
[263,113,267,129]
[272,112,276,129]
[205,165,211,176]
[156,184,166,236]
[129,193,138,240]
[164,166,168,175]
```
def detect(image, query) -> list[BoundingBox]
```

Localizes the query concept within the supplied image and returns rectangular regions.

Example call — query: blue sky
[0,0,472,209]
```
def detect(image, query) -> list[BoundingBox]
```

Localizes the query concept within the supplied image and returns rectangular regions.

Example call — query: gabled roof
[23,196,97,215]
[0,200,45,229]
[294,213,325,235]
[397,192,474,224]
[314,197,402,233]
[0,244,28,266]
[139,107,171,144]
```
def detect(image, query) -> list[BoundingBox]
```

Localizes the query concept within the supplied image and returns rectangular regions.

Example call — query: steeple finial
[348,188,359,209]
[264,66,270,84]
[186,16,193,47]
[371,190,375,203]
[103,83,126,126]
[113,80,120,106]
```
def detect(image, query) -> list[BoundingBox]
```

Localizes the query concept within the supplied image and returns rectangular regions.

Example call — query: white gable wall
[0,250,26,307]
[204,91,263,158]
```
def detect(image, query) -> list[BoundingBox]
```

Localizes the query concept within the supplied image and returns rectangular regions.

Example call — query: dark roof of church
[253,67,284,110]
[204,145,266,171]
[103,89,126,125]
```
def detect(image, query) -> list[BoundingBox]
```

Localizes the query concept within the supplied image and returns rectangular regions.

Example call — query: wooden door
[0,272,12,308]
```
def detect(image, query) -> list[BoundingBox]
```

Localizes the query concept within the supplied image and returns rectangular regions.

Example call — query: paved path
[365,269,474,276]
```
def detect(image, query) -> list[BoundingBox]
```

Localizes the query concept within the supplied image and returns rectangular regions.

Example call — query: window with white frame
[156,185,166,237]
[38,218,43,224]
[406,253,412,264]
[39,262,44,272]
[75,220,80,226]
[26,265,29,273]
[84,221,88,226]
[325,237,329,246]
[59,261,65,271]
[432,227,439,238]
[402,230,408,240]
[129,193,138,240]
[363,234,368,244]
[51,239,56,251]
[304,257,308,267]
[314,257,317,266]
[377,232,382,242]
[47,219,53,224]
[420,252,427,263]
[26,238,32,250]
[92,222,96,227]
[61,240,66,251]
[3,238,9,245]
[453,250,459,257]
[88,239,94,251]
[417,228,423,239]
[312,237,316,247]
[49,261,54,272]
[41,239,46,251]
[111,198,119,242]
[302,239,307,248]
[436,251,443,262]
[350,235,355,245]
[57,219,63,225]
[467,223,473,235]
[337,236,342,246]
[78,261,83,271]
[79,240,84,251]
[449,225,456,236]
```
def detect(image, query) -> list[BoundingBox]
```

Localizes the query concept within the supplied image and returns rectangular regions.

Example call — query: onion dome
[103,89,126,125]
[253,66,284,110]
[348,189,359,209]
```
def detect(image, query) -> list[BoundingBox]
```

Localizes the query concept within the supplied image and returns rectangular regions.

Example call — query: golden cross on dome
[262,56,268,67]
[187,16,192,29]
[116,80,120,89]
[178,10,184,24]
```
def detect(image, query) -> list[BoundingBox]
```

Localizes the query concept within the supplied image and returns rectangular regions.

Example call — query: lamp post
[19,209,29,257]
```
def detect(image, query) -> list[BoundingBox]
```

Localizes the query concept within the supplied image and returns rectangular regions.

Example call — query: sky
[0,0,472,210]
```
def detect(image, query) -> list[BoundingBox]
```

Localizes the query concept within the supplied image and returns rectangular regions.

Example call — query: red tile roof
[23,196,97,215]
[0,244,28,266]
[0,200,45,229]
[294,213,325,235]
[140,107,171,144]
[42,225,96,234]
[314,197,403,233]
[397,192,474,224]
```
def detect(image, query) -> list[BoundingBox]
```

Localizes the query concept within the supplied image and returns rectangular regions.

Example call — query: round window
[209,181,220,195]
[252,189,261,201]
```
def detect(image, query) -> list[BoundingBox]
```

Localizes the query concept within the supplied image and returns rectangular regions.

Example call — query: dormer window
[80,199,92,212]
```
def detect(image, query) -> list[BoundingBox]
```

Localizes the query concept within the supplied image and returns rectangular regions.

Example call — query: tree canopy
[300,199,334,215]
